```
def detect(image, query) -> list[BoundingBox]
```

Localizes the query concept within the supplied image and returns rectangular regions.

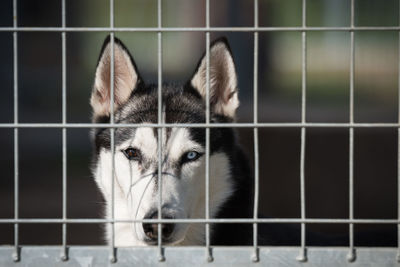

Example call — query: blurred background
[0,0,398,246]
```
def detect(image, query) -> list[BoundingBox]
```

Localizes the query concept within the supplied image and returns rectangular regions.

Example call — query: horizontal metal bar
[0,246,398,267]
[0,218,398,224]
[0,123,399,128]
[1,26,400,32]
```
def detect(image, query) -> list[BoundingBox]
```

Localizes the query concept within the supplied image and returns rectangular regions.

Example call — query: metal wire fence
[0,0,399,266]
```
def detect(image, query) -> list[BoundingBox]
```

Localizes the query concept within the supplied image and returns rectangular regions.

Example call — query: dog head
[90,36,239,246]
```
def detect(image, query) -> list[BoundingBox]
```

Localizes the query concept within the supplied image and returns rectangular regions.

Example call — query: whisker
[162,171,178,179]
[133,173,156,239]
[126,172,157,199]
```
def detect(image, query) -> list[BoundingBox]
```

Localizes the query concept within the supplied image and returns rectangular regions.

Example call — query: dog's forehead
[117,85,205,125]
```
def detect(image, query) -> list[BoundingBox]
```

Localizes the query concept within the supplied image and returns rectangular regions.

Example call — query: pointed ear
[90,36,142,118]
[190,37,239,118]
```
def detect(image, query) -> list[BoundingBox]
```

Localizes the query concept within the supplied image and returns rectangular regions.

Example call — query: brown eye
[122,147,141,161]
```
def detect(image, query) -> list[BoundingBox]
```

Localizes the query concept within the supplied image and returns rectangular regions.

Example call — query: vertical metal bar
[60,0,68,261]
[205,0,212,262]
[397,0,400,262]
[12,0,19,262]
[109,0,116,263]
[157,0,165,262]
[347,0,356,262]
[297,0,307,262]
[252,0,260,263]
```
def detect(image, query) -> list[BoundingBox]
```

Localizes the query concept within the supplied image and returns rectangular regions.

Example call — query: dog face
[90,36,239,246]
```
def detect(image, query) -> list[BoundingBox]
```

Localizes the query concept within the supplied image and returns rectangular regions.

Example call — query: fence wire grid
[0,0,400,266]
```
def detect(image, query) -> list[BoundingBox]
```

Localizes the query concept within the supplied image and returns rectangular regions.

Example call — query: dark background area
[0,0,398,246]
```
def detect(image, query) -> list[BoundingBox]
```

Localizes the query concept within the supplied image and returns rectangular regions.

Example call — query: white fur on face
[93,127,233,246]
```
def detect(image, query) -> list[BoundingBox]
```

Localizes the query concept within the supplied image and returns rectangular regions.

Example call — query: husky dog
[90,36,254,246]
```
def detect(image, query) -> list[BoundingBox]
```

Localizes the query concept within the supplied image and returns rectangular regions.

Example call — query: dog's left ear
[91,36,142,118]
[190,37,239,118]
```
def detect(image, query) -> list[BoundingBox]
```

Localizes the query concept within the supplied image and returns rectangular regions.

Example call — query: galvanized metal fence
[0,0,399,266]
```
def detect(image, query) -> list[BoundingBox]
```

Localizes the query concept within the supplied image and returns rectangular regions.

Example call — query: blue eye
[187,151,198,160]
[181,151,202,164]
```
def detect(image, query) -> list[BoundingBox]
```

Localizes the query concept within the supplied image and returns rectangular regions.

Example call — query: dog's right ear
[91,36,142,118]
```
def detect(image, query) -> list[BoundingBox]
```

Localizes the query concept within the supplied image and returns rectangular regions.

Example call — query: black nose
[142,211,174,242]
